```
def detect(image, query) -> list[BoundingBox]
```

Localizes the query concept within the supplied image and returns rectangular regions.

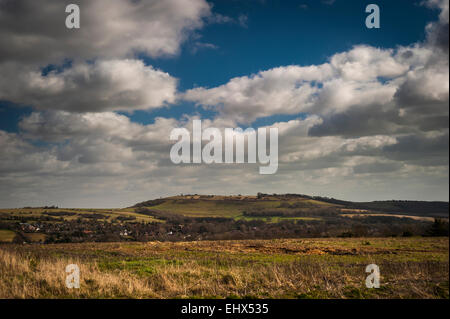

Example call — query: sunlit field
[1,237,448,299]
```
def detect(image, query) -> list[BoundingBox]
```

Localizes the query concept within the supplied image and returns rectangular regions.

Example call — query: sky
[0,0,448,207]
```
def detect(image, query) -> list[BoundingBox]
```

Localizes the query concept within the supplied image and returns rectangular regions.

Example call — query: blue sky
[131,0,437,126]
[0,0,440,131]
[0,0,448,206]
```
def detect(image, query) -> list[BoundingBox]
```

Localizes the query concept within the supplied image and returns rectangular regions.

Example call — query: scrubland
[0,237,448,299]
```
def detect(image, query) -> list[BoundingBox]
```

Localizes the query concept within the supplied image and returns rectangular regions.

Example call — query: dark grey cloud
[383,132,449,166]
[353,162,404,175]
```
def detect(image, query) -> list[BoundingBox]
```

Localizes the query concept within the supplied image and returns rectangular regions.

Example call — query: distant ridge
[132,193,449,218]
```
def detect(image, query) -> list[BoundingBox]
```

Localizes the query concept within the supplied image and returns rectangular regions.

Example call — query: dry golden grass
[0,248,157,298]
[0,238,448,299]
[0,230,15,243]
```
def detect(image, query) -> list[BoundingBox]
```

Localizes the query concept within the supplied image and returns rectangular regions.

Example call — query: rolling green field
[0,194,444,224]
[0,208,163,242]
[235,216,323,223]
[0,195,340,241]
[137,195,337,218]
[0,195,447,243]
[0,207,162,223]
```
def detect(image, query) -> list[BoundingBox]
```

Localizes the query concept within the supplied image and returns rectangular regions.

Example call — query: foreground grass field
[0,237,448,299]
[0,230,15,243]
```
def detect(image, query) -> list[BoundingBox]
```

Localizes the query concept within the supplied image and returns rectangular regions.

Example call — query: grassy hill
[0,194,447,244]
[131,194,337,219]
[131,193,449,219]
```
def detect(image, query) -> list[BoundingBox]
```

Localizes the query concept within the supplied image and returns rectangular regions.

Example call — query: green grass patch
[138,197,335,218]
[98,258,183,277]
